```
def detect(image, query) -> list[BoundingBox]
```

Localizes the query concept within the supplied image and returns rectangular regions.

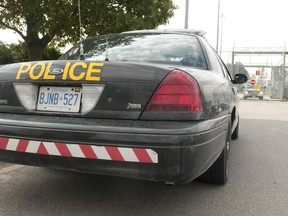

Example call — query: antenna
[104,38,109,61]
[78,0,85,60]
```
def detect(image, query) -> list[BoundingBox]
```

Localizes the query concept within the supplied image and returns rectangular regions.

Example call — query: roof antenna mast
[78,0,85,60]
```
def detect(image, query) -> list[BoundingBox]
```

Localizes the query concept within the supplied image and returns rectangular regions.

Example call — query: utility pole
[185,0,189,29]
[219,14,224,57]
[281,48,286,101]
[216,0,221,53]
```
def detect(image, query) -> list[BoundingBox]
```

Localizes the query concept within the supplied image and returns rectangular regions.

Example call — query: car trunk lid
[0,60,172,120]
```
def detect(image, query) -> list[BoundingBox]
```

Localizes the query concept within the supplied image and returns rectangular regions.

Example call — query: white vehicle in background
[243,85,263,100]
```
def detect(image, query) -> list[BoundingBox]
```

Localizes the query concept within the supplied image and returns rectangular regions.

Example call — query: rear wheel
[198,123,231,184]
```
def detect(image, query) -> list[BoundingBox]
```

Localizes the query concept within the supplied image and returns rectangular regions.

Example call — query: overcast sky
[1,0,288,52]
[159,0,288,50]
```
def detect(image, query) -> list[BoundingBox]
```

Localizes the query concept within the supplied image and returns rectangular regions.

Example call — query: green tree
[42,45,62,60]
[226,62,250,79]
[0,41,61,64]
[9,41,29,62]
[0,40,62,64]
[0,0,176,61]
[0,41,14,64]
[272,66,283,82]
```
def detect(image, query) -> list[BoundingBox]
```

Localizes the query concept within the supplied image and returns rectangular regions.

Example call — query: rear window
[60,33,207,69]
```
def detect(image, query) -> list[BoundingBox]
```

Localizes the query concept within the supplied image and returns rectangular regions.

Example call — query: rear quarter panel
[182,67,235,120]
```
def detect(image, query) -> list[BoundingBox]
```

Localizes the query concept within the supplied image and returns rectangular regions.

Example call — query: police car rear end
[0,30,247,185]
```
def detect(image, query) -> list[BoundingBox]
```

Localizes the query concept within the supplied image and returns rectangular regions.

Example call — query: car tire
[231,120,239,140]
[198,123,231,184]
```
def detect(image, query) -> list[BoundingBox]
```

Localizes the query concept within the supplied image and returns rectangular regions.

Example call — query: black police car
[0,30,247,185]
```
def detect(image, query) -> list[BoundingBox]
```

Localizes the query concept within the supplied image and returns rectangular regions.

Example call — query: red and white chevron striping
[0,137,158,163]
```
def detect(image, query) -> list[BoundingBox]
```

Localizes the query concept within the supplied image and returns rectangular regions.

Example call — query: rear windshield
[60,33,207,69]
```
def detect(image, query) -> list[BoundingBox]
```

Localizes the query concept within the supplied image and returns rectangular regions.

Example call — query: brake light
[145,70,203,112]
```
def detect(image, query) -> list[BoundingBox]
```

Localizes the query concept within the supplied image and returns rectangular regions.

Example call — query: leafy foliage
[42,45,62,60]
[0,40,62,64]
[272,66,285,82]
[8,41,29,62]
[226,62,250,79]
[0,0,176,60]
[0,42,14,64]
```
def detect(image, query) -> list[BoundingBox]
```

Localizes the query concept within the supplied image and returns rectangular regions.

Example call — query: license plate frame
[37,86,82,113]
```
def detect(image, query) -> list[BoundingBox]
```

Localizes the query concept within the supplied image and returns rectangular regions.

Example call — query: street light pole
[281,48,286,101]
[219,14,224,57]
[216,0,221,53]
[185,0,189,29]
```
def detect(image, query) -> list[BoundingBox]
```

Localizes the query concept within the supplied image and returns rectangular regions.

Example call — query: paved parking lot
[1,100,288,216]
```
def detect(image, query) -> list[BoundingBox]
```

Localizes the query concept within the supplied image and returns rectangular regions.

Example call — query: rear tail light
[145,70,203,112]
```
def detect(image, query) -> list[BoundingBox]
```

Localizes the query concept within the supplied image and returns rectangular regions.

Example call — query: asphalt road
[1,100,288,216]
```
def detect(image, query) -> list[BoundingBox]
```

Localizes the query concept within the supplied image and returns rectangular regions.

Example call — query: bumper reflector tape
[0,137,158,164]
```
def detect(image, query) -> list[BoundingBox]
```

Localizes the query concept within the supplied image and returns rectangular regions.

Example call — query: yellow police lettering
[16,62,103,81]
[16,63,31,79]
[86,62,103,81]
[69,62,86,81]
[43,62,55,80]
[62,62,71,80]
[30,62,46,80]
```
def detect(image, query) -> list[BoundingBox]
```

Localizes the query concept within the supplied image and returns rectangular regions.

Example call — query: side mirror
[232,74,248,84]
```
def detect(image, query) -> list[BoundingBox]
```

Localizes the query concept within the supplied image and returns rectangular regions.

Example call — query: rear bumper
[244,93,263,98]
[0,113,229,184]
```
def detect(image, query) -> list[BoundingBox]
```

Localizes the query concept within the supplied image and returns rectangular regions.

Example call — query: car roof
[121,29,206,38]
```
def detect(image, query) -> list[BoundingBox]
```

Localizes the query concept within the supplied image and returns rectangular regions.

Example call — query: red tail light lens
[145,70,203,112]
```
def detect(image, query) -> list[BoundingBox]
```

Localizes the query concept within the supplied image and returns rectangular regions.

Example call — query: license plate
[37,86,82,113]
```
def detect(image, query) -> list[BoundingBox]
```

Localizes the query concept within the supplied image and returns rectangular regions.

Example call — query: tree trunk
[25,27,51,61]
[26,42,46,61]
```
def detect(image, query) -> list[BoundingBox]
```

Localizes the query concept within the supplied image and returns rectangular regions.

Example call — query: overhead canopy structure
[231,46,287,100]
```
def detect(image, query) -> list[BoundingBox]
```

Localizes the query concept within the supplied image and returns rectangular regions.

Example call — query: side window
[217,55,232,81]
[200,39,225,76]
